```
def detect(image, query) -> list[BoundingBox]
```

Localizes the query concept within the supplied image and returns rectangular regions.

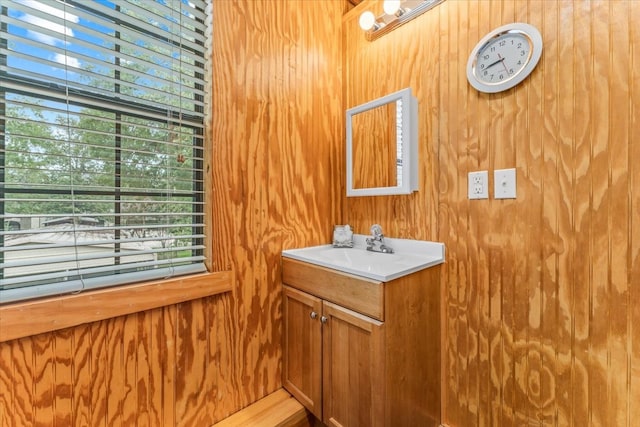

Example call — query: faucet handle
[370,224,383,237]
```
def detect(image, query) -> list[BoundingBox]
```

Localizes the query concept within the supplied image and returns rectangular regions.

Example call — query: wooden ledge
[213,389,310,427]
[0,271,233,343]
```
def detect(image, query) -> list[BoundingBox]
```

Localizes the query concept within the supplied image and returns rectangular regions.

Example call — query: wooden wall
[343,0,639,426]
[3,1,639,426]
[210,0,344,414]
[0,1,344,425]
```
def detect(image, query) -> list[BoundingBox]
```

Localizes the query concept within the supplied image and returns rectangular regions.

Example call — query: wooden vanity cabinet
[321,299,384,427]
[282,257,441,427]
[282,286,323,418]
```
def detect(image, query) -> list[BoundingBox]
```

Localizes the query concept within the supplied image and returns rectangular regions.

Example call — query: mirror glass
[351,102,398,189]
[346,87,417,197]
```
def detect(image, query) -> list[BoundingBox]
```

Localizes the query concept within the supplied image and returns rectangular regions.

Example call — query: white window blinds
[0,0,211,303]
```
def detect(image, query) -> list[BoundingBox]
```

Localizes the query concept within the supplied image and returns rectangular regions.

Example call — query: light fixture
[383,0,403,16]
[359,10,380,31]
[359,0,446,41]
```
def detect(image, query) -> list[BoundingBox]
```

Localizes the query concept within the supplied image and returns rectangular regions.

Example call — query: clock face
[474,32,532,84]
[466,23,542,93]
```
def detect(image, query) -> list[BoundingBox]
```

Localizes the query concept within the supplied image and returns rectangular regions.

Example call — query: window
[0,0,211,303]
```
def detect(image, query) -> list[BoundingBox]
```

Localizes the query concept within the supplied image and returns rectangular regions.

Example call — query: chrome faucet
[366,224,394,254]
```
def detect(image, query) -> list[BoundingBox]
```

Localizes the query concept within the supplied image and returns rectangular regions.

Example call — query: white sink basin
[282,234,445,281]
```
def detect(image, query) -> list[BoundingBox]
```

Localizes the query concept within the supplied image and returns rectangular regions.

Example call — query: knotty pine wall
[0,1,345,425]
[344,0,639,426]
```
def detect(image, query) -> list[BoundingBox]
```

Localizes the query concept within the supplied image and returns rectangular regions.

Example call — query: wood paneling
[1,297,225,427]
[209,0,345,413]
[343,0,639,426]
[3,0,638,425]
[0,1,344,425]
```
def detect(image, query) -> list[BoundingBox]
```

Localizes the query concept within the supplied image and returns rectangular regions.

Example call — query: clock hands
[498,54,510,74]
[485,56,505,69]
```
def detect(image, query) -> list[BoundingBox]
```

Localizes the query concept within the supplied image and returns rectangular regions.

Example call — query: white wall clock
[466,22,543,93]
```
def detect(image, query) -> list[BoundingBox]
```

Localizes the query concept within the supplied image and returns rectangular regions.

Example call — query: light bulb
[359,11,377,31]
[383,0,402,15]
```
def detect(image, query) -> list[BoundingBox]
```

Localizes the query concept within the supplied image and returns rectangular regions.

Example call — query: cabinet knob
[310,311,318,320]
[321,316,328,324]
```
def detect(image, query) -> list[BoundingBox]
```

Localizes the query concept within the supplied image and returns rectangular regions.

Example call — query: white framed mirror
[346,87,418,197]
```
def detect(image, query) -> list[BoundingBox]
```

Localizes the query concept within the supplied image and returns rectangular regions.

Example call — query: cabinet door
[282,285,322,419]
[322,300,384,427]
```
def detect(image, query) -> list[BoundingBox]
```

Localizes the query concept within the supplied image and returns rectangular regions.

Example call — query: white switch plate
[494,168,516,199]
[468,170,488,199]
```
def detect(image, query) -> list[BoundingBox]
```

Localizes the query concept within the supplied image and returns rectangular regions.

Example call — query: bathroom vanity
[281,237,444,427]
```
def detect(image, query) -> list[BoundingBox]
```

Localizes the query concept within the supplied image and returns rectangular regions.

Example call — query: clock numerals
[474,33,530,84]
[483,69,515,82]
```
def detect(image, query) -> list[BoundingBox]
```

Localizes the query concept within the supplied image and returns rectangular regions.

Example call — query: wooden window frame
[0,270,232,343]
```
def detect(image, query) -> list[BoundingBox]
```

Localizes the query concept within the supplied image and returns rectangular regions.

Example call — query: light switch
[494,168,516,199]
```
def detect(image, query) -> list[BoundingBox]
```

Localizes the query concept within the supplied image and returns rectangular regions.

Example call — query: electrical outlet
[468,170,488,199]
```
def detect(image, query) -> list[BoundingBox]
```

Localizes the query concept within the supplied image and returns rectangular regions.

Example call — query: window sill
[0,271,233,343]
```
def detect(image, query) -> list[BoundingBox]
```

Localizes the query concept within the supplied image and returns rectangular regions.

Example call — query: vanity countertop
[282,234,445,282]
